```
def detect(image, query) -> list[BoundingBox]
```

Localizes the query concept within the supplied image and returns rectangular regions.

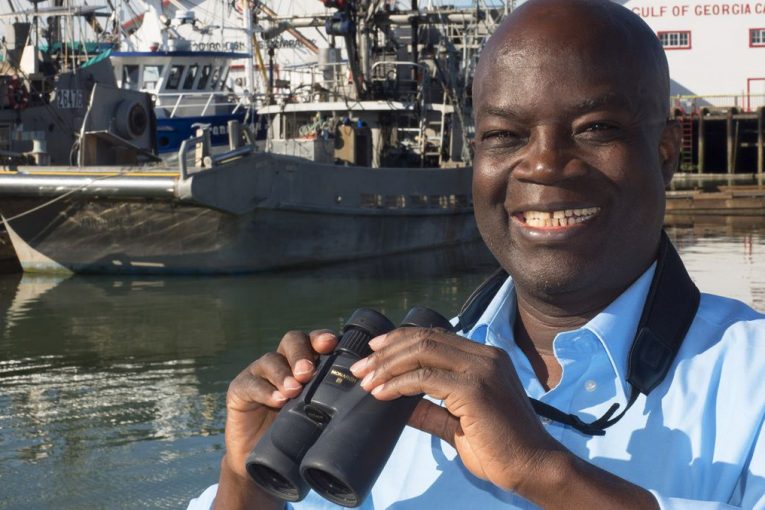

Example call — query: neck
[511,287,614,391]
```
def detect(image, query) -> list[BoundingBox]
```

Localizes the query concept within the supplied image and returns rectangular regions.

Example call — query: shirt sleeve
[649,412,765,510]
[186,484,218,510]
[186,484,295,510]
[649,492,738,510]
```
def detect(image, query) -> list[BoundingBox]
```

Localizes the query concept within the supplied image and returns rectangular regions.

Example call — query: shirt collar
[465,263,658,398]
[584,262,656,396]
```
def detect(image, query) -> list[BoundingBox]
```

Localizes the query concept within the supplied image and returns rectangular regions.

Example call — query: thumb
[408,399,460,449]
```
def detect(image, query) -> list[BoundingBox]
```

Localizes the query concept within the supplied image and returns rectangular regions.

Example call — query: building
[620,0,765,111]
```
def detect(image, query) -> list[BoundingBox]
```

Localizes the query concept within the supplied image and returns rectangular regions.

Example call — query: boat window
[166,65,185,90]
[218,68,230,90]
[183,64,199,90]
[197,65,212,89]
[209,66,221,89]
[142,65,164,90]
[122,65,140,90]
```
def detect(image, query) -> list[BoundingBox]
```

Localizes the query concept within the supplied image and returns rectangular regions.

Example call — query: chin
[505,251,604,302]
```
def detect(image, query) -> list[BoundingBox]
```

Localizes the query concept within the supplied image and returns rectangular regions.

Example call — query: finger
[368,366,463,402]
[276,330,322,383]
[367,327,481,368]
[308,329,338,355]
[227,369,289,411]
[351,328,454,378]
[408,399,460,448]
[250,352,304,399]
[358,331,478,390]
[368,322,454,349]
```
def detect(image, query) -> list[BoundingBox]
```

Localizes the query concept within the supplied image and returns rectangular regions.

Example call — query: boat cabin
[110,51,248,118]
[110,50,250,153]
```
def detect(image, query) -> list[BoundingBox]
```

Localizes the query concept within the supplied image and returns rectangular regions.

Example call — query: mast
[411,0,418,80]
[242,0,255,102]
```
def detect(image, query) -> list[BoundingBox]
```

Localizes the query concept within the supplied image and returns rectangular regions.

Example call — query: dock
[666,185,765,216]
[672,106,765,175]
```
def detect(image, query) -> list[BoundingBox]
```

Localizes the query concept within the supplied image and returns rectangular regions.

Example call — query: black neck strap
[454,231,700,436]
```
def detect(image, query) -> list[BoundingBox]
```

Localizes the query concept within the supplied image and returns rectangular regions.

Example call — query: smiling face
[472,0,679,311]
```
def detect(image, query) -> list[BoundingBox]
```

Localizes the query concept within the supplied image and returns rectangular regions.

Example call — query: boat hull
[0,153,480,274]
[156,112,247,153]
[2,198,477,274]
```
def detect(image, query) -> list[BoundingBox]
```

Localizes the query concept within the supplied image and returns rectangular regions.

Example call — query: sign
[57,89,84,110]
[632,2,765,18]
[190,41,246,51]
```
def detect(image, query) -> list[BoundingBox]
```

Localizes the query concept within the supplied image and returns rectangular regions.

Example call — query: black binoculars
[245,306,453,507]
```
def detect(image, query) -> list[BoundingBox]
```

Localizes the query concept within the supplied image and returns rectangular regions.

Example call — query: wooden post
[698,108,706,174]
[726,108,734,174]
[195,125,211,167]
[758,106,764,176]
[228,119,241,150]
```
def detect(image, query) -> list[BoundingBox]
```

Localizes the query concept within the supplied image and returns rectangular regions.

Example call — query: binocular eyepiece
[245,306,453,507]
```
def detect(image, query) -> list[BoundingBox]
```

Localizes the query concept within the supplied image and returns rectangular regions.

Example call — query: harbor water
[1,222,764,510]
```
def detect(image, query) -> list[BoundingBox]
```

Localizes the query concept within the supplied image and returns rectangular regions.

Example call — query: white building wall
[622,0,765,109]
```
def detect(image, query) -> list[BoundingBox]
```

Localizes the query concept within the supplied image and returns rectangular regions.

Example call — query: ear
[658,120,681,186]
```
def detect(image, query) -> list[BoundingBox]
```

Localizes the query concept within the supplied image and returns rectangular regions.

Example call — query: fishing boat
[0,1,505,274]
[110,46,250,153]
[111,6,256,153]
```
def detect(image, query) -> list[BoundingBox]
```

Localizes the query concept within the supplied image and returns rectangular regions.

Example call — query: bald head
[474,0,669,119]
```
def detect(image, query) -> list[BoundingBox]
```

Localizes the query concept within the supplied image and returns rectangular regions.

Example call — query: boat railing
[153,91,238,117]
[274,60,435,105]
[369,61,430,103]
[177,122,254,179]
[672,93,765,113]
[275,61,358,102]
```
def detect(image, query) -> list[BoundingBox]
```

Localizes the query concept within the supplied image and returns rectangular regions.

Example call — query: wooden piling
[698,108,706,174]
[727,108,734,173]
[758,106,764,175]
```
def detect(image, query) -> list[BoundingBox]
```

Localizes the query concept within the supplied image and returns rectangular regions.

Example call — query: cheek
[472,158,513,255]
[472,157,509,209]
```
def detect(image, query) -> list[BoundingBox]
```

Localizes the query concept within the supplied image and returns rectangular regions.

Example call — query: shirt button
[584,380,597,392]
[540,417,552,425]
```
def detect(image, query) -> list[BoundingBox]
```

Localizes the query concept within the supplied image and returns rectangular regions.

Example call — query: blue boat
[110,50,252,153]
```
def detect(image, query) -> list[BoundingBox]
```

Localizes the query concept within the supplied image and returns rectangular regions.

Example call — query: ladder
[679,112,695,171]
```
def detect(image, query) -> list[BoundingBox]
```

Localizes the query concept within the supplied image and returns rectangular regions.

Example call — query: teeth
[523,207,600,228]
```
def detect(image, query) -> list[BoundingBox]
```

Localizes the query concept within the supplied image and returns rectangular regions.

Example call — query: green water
[0,228,763,509]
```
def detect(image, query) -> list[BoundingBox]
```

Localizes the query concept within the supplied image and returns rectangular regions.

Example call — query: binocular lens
[248,465,301,500]
[303,468,358,507]
[246,306,453,507]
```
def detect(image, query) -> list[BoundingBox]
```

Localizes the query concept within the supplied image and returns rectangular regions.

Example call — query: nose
[513,126,584,183]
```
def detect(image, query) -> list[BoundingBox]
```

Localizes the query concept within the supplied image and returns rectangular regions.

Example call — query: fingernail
[284,377,301,391]
[317,332,336,343]
[272,391,287,402]
[294,359,314,376]
[360,371,375,388]
[371,384,384,395]
[350,359,364,375]
[368,334,387,350]
[350,357,373,376]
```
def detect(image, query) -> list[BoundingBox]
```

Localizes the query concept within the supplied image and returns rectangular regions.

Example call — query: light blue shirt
[188,264,765,509]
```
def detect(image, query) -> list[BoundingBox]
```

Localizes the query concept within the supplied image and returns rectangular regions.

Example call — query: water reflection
[666,217,765,310]
[0,229,763,509]
[0,242,497,510]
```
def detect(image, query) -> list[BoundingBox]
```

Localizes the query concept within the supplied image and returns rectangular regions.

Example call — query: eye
[585,122,614,131]
[478,130,527,150]
[574,121,622,142]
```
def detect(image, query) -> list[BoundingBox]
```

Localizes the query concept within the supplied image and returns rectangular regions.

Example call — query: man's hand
[348,327,561,493]
[349,327,659,510]
[214,329,338,510]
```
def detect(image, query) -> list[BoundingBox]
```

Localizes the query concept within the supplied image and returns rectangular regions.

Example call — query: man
[189,0,765,508]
